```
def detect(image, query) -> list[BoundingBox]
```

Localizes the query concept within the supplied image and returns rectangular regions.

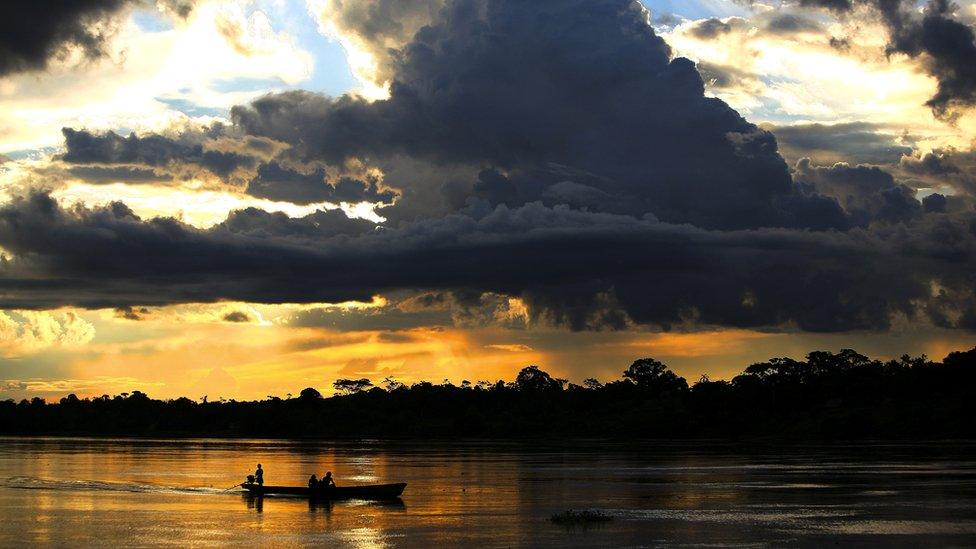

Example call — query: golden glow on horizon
[622,329,777,358]
[3,303,973,402]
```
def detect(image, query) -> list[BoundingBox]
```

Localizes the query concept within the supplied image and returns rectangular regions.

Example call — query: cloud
[58,124,400,206]
[2,191,975,332]
[0,1,311,154]
[3,0,975,337]
[0,1,198,77]
[688,17,740,39]
[306,0,443,94]
[245,161,398,206]
[66,165,171,185]
[768,122,914,165]
[922,192,948,212]
[799,0,976,119]
[898,148,976,197]
[0,309,95,357]
[900,151,960,176]
[233,0,840,231]
[221,310,253,323]
[764,13,824,35]
[0,0,133,76]
[60,126,264,186]
[216,207,378,238]
[794,158,927,225]
[485,343,533,352]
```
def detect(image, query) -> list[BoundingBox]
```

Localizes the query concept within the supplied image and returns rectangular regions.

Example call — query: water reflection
[305,498,405,514]
[0,438,974,546]
[240,493,407,515]
[243,493,263,513]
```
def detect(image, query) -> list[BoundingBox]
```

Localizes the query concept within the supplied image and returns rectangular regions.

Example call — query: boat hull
[242,482,406,500]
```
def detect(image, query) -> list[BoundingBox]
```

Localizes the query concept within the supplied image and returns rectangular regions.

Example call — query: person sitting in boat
[255,464,264,486]
[320,471,336,489]
[308,474,318,489]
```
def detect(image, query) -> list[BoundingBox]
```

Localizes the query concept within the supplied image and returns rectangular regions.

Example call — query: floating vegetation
[550,509,614,525]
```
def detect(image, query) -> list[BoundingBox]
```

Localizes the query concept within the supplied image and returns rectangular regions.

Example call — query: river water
[0,438,974,547]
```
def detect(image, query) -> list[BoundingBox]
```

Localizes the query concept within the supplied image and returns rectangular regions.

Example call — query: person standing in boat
[255,464,264,486]
[321,471,336,489]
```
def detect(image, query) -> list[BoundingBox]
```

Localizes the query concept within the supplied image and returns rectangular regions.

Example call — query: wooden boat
[241,482,406,500]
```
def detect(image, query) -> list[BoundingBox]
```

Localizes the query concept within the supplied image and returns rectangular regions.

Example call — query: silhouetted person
[321,471,335,488]
[255,464,263,486]
[308,474,318,489]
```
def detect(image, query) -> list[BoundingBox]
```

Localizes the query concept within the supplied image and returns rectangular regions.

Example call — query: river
[1,437,974,546]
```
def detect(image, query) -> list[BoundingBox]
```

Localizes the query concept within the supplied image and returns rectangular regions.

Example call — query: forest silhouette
[3,347,975,439]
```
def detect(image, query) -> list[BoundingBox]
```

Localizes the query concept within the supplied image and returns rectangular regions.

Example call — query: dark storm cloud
[0,0,131,76]
[66,165,169,184]
[312,0,443,85]
[232,0,808,231]
[216,207,377,238]
[2,192,975,332]
[245,162,398,205]
[59,126,399,204]
[688,17,737,38]
[0,0,193,77]
[922,192,948,213]
[686,10,821,38]
[794,158,924,225]
[799,0,853,11]
[799,0,976,118]
[900,151,960,176]
[767,122,913,165]
[898,150,976,197]
[290,306,453,332]
[883,1,976,118]
[60,127,258,182]
[7,0,976,335]
[114,305,149,320]
[764,13,824,34]
[222,310,253,323]
[696,62,754,89]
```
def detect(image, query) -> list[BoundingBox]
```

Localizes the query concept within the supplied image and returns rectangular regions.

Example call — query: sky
[1,0,975,401]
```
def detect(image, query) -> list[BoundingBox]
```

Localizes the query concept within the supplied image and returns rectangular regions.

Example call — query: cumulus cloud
[0,309,95,357]
[688,17,740,39]
[234,0,816,230]
[3,0,975,337]
[799,0,976,119]
[768,122,914,165]
[216,206,378,238]
[1,191,975,332]
[898,148,976,197]
[0,0,193,77]
[306,0,442,93]
[1,0,133,76]
[794,158,901,220]
[58,125,400,206]
[60,126,269,186]
[245,161,398,206]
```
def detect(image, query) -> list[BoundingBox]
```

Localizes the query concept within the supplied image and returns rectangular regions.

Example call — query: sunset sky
[1,0,975,401]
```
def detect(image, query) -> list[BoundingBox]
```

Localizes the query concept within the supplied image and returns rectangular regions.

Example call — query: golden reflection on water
[2,439,976,546]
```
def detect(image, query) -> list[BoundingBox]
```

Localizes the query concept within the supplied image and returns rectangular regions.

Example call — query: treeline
[2,347,975,439]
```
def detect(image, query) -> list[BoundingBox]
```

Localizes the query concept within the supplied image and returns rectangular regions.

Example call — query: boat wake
[0,476,228,495]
